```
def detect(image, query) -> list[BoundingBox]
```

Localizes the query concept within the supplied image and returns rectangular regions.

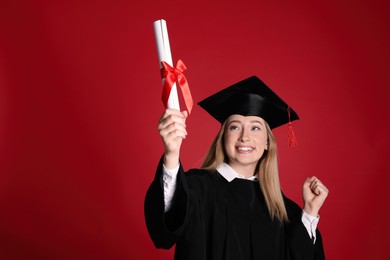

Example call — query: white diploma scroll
[153,19,180,110]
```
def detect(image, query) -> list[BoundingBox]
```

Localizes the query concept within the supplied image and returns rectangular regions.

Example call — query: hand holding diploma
[153,19,193,114]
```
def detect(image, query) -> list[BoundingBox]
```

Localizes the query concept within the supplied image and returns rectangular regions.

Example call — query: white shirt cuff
[162,163,180,212]
[301,211,320,244]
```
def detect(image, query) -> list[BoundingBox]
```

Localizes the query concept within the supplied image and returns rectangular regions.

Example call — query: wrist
[163,152,180,170]
[303,206,319,217]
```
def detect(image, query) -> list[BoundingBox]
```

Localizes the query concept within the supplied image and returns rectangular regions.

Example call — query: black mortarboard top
[198,76,299,144]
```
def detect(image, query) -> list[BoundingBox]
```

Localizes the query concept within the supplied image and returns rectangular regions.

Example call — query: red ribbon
[160,59,193,114]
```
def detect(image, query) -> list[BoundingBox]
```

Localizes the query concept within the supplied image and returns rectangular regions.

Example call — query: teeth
[238,147,253,151]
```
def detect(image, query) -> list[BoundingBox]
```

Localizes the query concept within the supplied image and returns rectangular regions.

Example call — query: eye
[251,126,261,131]
[228,125,240,131]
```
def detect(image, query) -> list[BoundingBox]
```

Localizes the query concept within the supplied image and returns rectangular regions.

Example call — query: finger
[304,176,317,185]
[303,177,316,192]
[309,179,318,189]
[159,109,186,123]
[160,124,187,137]
[311,183,329,197]
[313,187,327,197]
[160,122,188,139]
[310,179,328,193]
[182,110,189,120]
[169,109,187,119]
[164,130,187,141]
[316,183,329,196]
[158,113,187,131]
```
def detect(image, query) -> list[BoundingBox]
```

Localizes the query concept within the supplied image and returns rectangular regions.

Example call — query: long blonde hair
[201,120,288,223]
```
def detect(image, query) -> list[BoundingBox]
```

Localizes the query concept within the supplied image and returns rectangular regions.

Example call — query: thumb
[181,110,189,123]
[182,110,189,118]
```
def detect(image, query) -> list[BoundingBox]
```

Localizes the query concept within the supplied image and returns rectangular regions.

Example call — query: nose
[238,129,250,142]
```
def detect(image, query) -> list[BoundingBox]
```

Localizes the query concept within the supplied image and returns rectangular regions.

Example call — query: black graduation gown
[144,158,325,260]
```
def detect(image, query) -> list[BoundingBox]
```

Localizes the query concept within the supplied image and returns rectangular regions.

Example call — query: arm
[144,158,188,249]
[144,158,176,249]
[286,177,329,259]
[284,199,326,260]
[144,109,189,249]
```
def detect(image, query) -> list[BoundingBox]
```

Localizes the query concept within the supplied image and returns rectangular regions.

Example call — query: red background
[1,0,389,259]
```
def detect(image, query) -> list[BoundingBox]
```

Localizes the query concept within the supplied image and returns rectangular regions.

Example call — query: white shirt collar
[216,162,258,182]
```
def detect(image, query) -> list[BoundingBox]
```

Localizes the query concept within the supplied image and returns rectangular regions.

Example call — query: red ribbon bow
[160,59,193,114]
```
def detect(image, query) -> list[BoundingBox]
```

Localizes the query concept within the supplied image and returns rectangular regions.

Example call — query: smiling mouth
[236,146,254,152]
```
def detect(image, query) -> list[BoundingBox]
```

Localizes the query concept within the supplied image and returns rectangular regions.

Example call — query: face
[223,114,268,175]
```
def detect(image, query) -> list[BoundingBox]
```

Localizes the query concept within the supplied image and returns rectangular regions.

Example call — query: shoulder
[186,168,209,174]
[183,168,220,188]
[185,168,216,181]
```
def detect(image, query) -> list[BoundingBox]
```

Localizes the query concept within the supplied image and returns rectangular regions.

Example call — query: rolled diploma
[153,19,180,110]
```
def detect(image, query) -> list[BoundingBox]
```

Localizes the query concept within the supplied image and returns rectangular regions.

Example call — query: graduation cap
[198,76,299,146]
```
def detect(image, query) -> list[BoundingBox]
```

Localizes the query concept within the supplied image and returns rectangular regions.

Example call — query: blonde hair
[201,120,288,223]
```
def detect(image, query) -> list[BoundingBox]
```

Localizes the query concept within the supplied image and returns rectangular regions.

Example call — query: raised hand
[302,176,329,217]
[157,109,188,169]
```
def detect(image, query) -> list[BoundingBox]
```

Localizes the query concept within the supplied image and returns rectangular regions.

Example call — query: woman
[145,76,329,260]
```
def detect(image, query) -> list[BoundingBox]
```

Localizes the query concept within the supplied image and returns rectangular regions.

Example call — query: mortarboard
[198,76,299,145]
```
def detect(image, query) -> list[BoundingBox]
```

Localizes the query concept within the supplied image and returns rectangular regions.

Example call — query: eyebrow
[228,119,265,126]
